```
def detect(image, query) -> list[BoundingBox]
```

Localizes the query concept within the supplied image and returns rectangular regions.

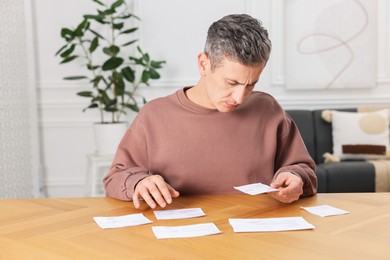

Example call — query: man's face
[200,53,266,112]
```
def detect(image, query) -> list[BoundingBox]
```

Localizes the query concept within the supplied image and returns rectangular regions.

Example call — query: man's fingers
[269,172,304,203]
[269,185,302,203]
[132,192,141,209]
[134,178,158,209]
[167,184,180,200]
[148,184,168,208]
[168,184,180,198]
[154,181,172,205]
[133,175,178,209]
[155,182,180,205]
[141,192,157,208]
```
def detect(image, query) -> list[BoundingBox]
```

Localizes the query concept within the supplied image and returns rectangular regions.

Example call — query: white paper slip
[234,182,279,195]
[152,223,221,239]
[229,217,315,232]
[301,205,349,217]
[154,208,206,220]
[93,213,153,229]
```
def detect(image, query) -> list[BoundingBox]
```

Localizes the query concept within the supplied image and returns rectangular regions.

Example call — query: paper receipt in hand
[234,182,279,195]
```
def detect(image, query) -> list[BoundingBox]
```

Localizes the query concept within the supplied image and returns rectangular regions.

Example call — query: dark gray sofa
[287,109,376,193]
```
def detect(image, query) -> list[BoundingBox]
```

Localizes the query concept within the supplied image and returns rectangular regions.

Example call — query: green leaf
[104,106,118,112]
[124,103,139,112]
[103,47,110,56]
[91,76,103,86]
[74,19,89,37]
[82,103,99,112]
[77,91,94,97]
[64,76,88,80]
[60,28,74,41]
[102,96,118,111]
[103,45,120,56]
[87,64,100,70]
[121,67,135,83]
[60,44,75,58]
[83,14,104,20]
[119,27,138,34]
[102,57,123,70]
[106,98,117,107]
[92,0,105,6]
[91,96,101,102]
[111,0,124,9]
[128,14,140,20]
[117,14,132,19]
[141,70,150,83]
[114,78,125,96]
[89,37,99,53]
[122,39,138,46]
[88,29,104,39]
[113,23,124,30]
[60,55,78,64]
[142,53,150,63]
[137,46,143,54]
[84,14,106,24]
[60,28,73,37]
[129,57,144,65]
[98,89,111,104]
[55,44,68,56]
[101,8,115,15]
[149,68,160,79]
[151,60,166,69]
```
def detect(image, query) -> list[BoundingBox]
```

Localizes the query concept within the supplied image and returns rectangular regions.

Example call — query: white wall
[29,0,390,197]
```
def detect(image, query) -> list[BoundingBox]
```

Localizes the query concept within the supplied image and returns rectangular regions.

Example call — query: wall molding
[38,79,197,89]
[45,178,85,187]
[39,120,96,128]
[44,178,88,197]
[278,94,390,109]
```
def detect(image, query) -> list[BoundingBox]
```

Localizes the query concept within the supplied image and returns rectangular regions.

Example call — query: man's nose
[232,85,246,104]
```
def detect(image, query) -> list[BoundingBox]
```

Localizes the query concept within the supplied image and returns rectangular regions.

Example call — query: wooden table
[0,193,389,259]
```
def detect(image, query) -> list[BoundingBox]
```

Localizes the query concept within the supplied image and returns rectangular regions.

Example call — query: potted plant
[56,0,165,154]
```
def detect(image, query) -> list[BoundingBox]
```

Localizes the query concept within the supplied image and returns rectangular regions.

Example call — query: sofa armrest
[286,110,316,162]
[317,162,375,192]
[315,165,328,193]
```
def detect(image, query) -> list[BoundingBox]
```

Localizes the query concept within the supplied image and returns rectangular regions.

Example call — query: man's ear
[197,52,210,76]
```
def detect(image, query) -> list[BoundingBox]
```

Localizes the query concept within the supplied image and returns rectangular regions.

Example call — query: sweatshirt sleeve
[103,116,152,201]
[274,112,318,197]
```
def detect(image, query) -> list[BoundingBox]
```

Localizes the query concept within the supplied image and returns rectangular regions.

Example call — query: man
[103,14,317,209]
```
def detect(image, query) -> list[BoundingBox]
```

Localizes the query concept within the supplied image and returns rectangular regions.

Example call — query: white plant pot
[93,122,128,155]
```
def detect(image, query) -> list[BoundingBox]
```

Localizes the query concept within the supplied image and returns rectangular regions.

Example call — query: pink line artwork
[296,0,369,89]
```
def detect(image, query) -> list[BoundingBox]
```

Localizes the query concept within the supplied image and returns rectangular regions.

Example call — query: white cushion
[331,110,390,160]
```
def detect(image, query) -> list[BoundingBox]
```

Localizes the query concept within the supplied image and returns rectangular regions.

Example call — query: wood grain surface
[0,193,389,259]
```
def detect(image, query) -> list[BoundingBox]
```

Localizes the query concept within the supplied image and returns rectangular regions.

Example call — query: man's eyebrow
[247,80,258,86]
[227,79,258,86]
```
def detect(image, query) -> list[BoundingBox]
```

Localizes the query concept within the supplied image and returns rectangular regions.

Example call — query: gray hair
[204,14,272,69]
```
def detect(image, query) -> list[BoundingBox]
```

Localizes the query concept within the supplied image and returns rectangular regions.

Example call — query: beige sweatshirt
[103,88,317,200]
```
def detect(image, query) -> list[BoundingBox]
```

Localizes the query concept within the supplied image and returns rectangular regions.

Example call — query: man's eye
[246,86,254,91]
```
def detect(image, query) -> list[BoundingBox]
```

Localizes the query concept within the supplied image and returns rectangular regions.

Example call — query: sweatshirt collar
[176,87,221,114]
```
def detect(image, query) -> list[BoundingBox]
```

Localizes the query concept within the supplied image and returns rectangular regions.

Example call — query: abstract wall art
[286,0,377,89]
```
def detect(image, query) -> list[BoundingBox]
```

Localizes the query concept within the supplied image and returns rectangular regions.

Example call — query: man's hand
[269,172,303,203]
[133,175,180,209]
